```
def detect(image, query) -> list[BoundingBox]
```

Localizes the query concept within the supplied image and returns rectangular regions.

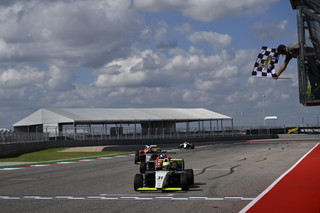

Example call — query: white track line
[0,195,254,201]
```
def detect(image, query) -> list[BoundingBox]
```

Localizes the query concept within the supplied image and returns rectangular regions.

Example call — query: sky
[0,0,319,130]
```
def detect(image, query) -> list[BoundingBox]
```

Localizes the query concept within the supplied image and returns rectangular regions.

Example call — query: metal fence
[0,130,47,143]
[1,126,242,143]
[2,126,319,143]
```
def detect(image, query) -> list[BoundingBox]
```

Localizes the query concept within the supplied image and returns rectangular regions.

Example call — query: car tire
[140,154,146,162]
[140,161,146,173]
[185,169,194,185]
[134,174,143,191]
[134,151,140,164]
[180,173,189,191]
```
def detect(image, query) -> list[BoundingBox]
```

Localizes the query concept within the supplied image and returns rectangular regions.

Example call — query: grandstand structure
[290,0,320,106]
[13,108,233,139]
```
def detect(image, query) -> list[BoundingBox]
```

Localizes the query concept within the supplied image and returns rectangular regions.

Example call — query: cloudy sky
[0,0,319,129]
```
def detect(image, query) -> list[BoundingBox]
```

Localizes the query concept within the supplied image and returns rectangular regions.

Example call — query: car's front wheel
[134,174,143,191]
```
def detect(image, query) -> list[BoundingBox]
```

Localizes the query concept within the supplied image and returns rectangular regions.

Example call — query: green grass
[0,148,129,162]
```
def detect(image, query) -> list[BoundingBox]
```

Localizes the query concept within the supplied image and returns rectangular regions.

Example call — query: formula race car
[134,145,161,164]
[178,142,195,149]
[139,151,169,173]
[140,156,184,174]
[134,158,194,191]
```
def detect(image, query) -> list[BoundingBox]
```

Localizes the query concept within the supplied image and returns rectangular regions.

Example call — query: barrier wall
[0,134,278,158]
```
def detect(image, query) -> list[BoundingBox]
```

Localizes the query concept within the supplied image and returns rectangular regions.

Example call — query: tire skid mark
[194,165,216,176]
[236,158,247,162]
[209,165,240,180]
[255,158,267,162]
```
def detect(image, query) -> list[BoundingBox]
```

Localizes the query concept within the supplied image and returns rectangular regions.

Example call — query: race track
[0,137,318,213]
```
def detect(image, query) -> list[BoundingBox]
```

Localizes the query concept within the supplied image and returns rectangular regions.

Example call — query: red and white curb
[0,154,134,171]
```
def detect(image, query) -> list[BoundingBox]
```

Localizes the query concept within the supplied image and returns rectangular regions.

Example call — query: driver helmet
[162,158,170,170]
[159,153,166,159]
[144,145,150,152]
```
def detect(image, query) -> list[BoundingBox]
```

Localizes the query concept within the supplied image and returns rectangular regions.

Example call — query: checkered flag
[252,46,279,78]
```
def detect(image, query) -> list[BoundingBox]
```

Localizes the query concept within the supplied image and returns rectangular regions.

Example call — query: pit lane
[0,136,318,213]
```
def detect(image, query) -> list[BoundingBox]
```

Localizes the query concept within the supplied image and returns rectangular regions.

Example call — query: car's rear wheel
[140,161,146,173]
[134,151,140,164]
[185,169,194,185]
[180,173,189,191]
[140,154,146,162]
[134,174,143,191]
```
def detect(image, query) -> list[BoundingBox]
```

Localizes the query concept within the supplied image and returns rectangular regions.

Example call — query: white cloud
[94,50,160,87]
[252,19,289,41]
[0,66,44,88]
[47,65,75,91]
[92,46,257,106]
[133,0,280,21]
[0,39,13,59]
[131,0,184,12]
[188,31,232,48]
[154,21,169,39]
[175,23,193,35]
[277,20,289,31]
[0,0,143,67]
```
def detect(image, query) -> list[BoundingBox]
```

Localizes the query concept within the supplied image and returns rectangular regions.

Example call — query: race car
[139,151,169,173]
[140,155,184,174]
[178,142,195,149]
[134,145,160,164]
[134,158,194,191]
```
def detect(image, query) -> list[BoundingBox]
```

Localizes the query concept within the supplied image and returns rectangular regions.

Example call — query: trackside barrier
[4,126,319,144]
[0,134,278,158]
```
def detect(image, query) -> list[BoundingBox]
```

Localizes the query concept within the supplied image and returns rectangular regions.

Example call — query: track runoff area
[241,142,320,212]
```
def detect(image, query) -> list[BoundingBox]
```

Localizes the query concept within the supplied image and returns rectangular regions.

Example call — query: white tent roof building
[13,108,233,136]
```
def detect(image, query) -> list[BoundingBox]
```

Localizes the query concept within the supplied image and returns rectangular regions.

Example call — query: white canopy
[14,108,232,127]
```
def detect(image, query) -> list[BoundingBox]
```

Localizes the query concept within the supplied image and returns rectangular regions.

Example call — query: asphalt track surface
[0,137,319,213]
